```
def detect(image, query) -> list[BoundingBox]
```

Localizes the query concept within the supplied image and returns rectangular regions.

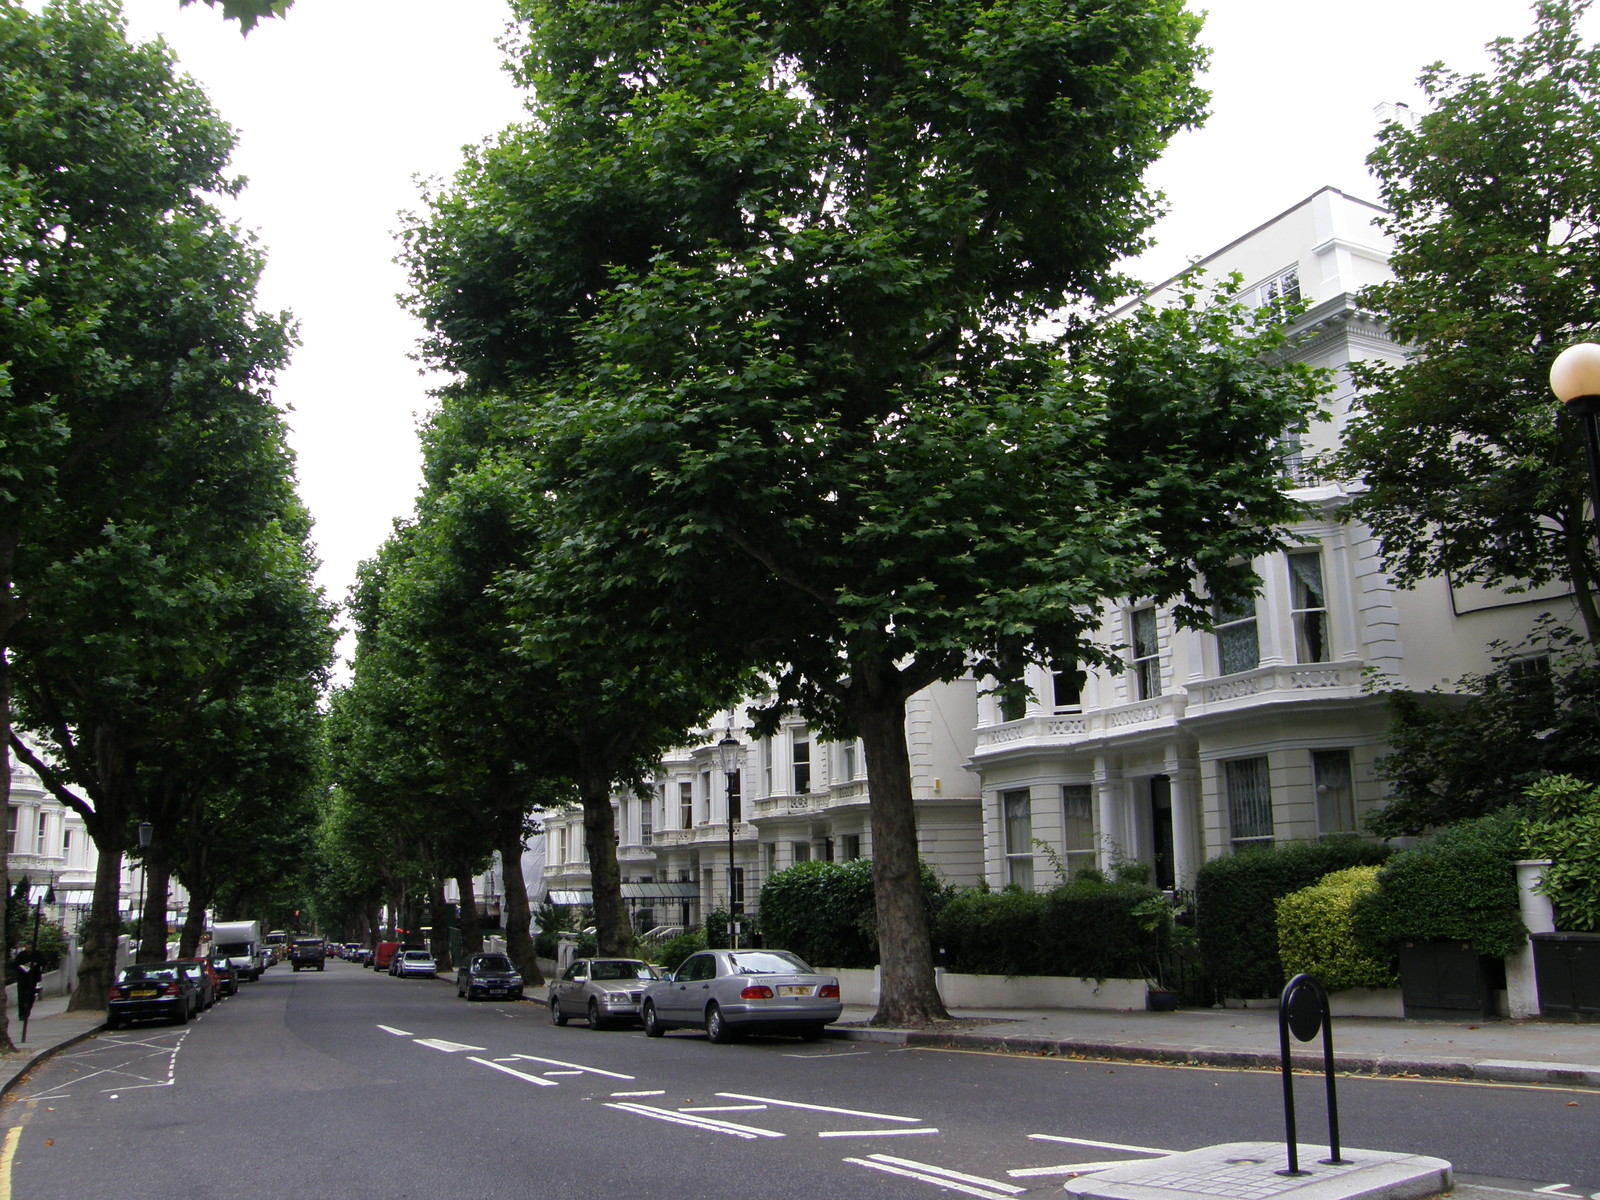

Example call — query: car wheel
[798,1023,827,1042]
[105,1014,121,1031]
[587,998,607,1030]
[706,1002,735,1044]
[642,1000,664,1038]
[549,997,568,1027]
[174,1004,189,1026]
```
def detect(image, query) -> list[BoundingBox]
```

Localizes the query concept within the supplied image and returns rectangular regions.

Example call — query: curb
[1,1020,105,1098]
[825,1026,1600,1088]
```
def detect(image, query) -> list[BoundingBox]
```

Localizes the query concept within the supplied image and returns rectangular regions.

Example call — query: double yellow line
[0,1124,22,1199]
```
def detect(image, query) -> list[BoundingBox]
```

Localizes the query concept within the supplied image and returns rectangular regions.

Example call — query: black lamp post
[717,734,741,949]
[1550,342,1600,562]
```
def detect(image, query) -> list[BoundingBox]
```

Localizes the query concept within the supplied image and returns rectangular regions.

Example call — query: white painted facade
[540,679,984,931]
[970,187,1576,892]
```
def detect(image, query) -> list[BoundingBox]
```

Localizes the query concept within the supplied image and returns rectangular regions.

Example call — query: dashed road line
[468,1057,558,1087]
[1029,1133,1175,1155]
[414,1038,486,1053]
[819,1127,940,1138]
[717,1091,921,1122]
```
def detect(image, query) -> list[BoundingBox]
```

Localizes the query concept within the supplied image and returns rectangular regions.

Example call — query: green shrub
[1195,838,1390,999]
[759,858,946,969]
[935,878,1168,979]
[1523,774,1600,931]
[655,928,706,973]
[1352,809,1526,959]
[1275,866,1397,991]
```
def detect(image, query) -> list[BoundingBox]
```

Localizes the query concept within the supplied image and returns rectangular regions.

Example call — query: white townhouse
[540,680,984,932]
[969,186,1576,893]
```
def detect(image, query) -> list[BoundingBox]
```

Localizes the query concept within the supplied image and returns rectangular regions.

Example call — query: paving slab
[1063,1142,1451,1200]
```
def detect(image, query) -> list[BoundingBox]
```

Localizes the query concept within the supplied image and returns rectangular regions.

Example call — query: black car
[210,956,240,997]
[106,962,198,1029]
[456,952,524,1001]
[290,937,326,971]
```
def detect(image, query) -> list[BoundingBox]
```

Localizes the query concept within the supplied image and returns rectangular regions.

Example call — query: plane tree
[1337,0,1600,640]
[404,0,1326,1023]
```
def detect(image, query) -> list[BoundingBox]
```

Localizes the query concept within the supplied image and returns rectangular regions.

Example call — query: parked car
[173,958,220,1011]
[640,949,841,1042]
[106,962,198,1029]
[456,953,524,1001]
[210,955,240,998]
[548,957,666,1029]
[395,950,437,979]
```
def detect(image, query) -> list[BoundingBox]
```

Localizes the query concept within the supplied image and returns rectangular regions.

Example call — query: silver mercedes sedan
[640,949,842,1043]
[548,957,666,1029]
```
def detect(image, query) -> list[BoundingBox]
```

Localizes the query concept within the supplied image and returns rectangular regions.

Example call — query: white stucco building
[970,187,1573,892]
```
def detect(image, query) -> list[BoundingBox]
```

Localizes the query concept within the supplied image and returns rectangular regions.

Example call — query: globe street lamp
[1549,342,1600,560]
[717,733,742,949]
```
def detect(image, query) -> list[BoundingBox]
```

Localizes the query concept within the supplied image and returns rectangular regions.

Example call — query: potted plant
[1522,776,1600,1020]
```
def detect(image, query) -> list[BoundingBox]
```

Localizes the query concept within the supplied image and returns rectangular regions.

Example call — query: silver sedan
[548,958,666,1029]
[640,949,842,1043]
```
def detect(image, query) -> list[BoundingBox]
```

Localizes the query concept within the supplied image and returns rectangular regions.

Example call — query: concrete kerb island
[1064,1143,1451,1200]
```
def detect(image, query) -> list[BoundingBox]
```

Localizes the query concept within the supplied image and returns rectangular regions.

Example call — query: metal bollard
[1276,973,1349,1176]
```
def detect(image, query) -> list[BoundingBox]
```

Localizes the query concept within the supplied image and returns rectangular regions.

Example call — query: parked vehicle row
[106,958,232,1029]
[546,950,842,1043]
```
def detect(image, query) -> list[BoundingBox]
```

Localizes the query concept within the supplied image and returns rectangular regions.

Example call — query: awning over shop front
[546,882,699,906]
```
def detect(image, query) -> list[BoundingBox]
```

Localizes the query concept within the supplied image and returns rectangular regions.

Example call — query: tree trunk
[70,847,124,1012]
[496,822,542,987]
[851,671,949,1026]
[178,888,208,959]
[1,531,18,1050]
[428,875,451,972]
[455,867,483,957]
[579,767,629,956]
[137,843,172,963]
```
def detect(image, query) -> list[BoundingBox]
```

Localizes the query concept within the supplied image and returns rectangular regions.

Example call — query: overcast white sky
[116,0,1591,669]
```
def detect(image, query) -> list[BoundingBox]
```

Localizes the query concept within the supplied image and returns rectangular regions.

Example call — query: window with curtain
[641,791,654,846]
[679,781,693,830]
[792,738,811,794]
[1214,596,1260,675]
[1289,551,1329,663]
[1062,784,1096,874]
[1225,757,1274,849]
[1313,749,1356,835]
[1002,789,1034,890]
[1131,607,1161,699]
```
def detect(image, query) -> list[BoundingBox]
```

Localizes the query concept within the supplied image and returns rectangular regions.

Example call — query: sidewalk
[0,991,105,1097]
[829,1002,1600,1088]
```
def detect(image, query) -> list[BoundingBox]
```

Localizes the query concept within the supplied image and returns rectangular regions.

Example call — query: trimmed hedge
[1196,838,1390,999]
[935,878,1167,979]
[1353,809,1526,959]
[1276,865,1397,991]
[758,858,946,969]
[1523,774,1600,932]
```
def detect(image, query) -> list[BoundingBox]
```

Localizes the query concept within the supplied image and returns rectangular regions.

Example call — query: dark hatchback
[456,953,524,1001]
[106,963,198,1029]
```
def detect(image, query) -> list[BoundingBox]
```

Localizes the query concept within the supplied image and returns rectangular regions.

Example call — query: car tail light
[164,982,183,997]
[818,984,840,999]
[740,985,774,1001]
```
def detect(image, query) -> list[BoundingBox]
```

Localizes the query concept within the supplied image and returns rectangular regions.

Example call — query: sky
[113,0,1592,671]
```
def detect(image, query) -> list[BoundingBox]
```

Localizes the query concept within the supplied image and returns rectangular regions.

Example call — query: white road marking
[606,1101,784,1139]
[867,1156,1026,1195]
[819,1128,941,1138]
[544,1070,584,1076]
[680,1104,769,1113]
[717,1092,921,1122]
[377,1025,412,1036]
[468,1057,558,1087]
[414,1038,486,1053]
[1009,1160,1152,1178]
[509,1053,635,1080]
[845,1155,1020,1199]
[610,1090,666,1097]
[1029,1134,1175,1155]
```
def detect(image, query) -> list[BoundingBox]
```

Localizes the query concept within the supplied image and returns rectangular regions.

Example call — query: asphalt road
[4,960,1597,1200]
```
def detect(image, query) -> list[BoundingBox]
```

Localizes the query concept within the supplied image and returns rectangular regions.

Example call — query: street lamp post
[717,734,741,950]
[1549,342,1600,561]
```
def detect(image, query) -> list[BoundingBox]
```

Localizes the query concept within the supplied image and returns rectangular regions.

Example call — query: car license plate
[487,987,504,995]
[130,988,158,998]
[778,985,811,997]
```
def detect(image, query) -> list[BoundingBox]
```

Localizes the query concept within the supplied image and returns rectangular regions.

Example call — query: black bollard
[1276,973,1348,1176]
